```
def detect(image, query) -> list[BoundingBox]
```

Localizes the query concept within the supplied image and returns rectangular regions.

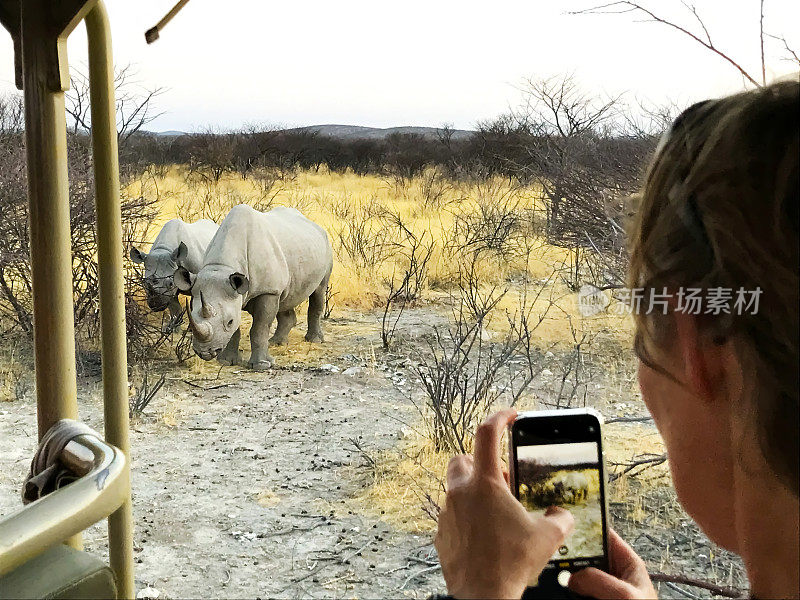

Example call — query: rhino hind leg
[249,294,279,370]
[217,329,242,366]
[305,277,328,343]
[270,309,297,345]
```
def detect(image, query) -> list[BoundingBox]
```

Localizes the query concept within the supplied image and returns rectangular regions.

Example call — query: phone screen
[511,412,609,581]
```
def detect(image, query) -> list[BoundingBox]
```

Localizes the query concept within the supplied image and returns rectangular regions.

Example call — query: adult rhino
[130,218,218,331]
[174,205,333,370]
[559,471,589,503]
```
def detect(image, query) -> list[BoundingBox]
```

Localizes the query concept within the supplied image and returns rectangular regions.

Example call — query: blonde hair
[628,80,799,495]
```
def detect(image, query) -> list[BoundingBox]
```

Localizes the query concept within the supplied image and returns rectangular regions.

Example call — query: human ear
[672,311,727,403]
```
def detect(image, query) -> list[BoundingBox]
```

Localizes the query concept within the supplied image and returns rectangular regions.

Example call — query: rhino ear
[175,266,195,293]
[130,247,147,264]
[172,242,188,265]
[229,272,249,295]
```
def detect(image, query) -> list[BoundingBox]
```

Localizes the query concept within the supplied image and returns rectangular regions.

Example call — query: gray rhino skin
[130,218,219,331]
[559,472,589,503]
[176,205,333,370]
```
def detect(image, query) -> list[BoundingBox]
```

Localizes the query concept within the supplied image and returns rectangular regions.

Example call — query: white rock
[342,366,363,377]
[397,426,414,440]
[319,363,340,373]
[545,351,555,359]
[541,369,553,377]
[137,587,160,600]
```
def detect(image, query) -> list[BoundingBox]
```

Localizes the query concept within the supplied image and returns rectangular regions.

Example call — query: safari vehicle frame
[0,0,134,597]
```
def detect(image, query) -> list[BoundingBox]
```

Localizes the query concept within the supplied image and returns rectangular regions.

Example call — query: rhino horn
[187,301,212,342]
[200,291,215,319]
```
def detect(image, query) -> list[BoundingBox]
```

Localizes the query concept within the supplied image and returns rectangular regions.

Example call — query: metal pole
[85,3,134,598]
[21,0,79,447]
[20,0,83,553]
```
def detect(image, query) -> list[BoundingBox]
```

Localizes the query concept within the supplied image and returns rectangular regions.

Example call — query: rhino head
[174,265,249,360]
[130,242,188,311]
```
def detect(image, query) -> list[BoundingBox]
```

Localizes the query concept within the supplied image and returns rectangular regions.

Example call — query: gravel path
[0,362,445,599]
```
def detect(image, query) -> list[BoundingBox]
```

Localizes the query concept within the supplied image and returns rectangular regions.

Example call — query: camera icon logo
[577,284,610,316]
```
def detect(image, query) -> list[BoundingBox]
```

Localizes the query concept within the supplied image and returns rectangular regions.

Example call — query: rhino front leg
[305,277,328,343]
[163,298,184,334]
[248,294,279,370]
[270,309,297,345]
[217,328,241,366]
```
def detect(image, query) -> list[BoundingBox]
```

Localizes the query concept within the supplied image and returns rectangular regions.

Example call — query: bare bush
[323,284,336,320]
[417,167,453,211]
[446,180,532,263]
[186,129,237,183]
[0,94,163,355]
[129,367,166,417]
[381,219,435,350]
[475,75,664,288]
[575,1,799,88]
[414,265,552,453]
[334,206,400,277]
[546,312,600,408]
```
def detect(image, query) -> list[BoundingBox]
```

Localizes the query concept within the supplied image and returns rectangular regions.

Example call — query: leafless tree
[480,75,662,289]
[66,64,166,147]
[185,128,237,183]
[574,1,799,87]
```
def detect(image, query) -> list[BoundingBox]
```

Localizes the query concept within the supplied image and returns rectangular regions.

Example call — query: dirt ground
[0,307,747,599]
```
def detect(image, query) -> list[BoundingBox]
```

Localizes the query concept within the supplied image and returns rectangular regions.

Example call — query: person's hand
[569,528,657,599]
[435,408,575,599]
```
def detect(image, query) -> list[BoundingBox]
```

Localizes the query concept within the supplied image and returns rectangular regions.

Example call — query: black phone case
[522,584,595,600]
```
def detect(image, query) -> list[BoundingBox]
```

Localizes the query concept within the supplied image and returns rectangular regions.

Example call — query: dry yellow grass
[127,166,634,357]
[125,166,646,527]
[350,421,667,534]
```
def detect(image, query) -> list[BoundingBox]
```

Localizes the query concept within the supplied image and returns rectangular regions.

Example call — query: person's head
[628,79,798,551]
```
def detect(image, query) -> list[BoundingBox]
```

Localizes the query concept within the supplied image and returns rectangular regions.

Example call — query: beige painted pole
[85,3,135,598]
[20,0,83,553]
[21,0,79,445]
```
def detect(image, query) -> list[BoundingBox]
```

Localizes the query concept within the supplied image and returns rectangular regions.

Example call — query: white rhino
[560,472,589,503]
[174,205,333,370]
[130,218,218,331]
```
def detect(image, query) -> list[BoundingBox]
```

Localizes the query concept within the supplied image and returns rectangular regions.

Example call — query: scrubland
[0,165,747,598]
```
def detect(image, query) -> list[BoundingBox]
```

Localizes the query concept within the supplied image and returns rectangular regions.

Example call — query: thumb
[569,567,638,599]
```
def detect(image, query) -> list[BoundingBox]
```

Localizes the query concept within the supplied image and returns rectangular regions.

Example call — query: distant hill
[151,125,475,141]
[290,124,474,141]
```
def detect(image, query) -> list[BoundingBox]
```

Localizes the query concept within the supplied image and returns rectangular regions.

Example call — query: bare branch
[648,572,744,598]
[573,1,761,87]
[766,33,800,66]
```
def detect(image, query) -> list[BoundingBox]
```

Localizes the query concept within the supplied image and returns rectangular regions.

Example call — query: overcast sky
[0,1,797,132]
[518,442,598,467]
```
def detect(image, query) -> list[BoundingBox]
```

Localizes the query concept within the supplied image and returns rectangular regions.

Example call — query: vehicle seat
[0,543,116,599]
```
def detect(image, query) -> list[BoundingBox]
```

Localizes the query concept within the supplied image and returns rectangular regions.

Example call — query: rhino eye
[227,319,234,327]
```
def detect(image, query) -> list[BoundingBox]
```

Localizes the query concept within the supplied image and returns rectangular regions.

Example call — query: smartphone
[509,408,610,598]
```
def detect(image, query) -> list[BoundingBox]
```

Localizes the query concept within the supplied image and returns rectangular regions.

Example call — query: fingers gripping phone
[509,408,610,598]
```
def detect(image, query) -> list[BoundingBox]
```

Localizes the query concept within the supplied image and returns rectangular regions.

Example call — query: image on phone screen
[516,442,604,561]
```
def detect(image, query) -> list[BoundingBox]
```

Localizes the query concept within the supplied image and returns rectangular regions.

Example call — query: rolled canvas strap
[22,419,99,505]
